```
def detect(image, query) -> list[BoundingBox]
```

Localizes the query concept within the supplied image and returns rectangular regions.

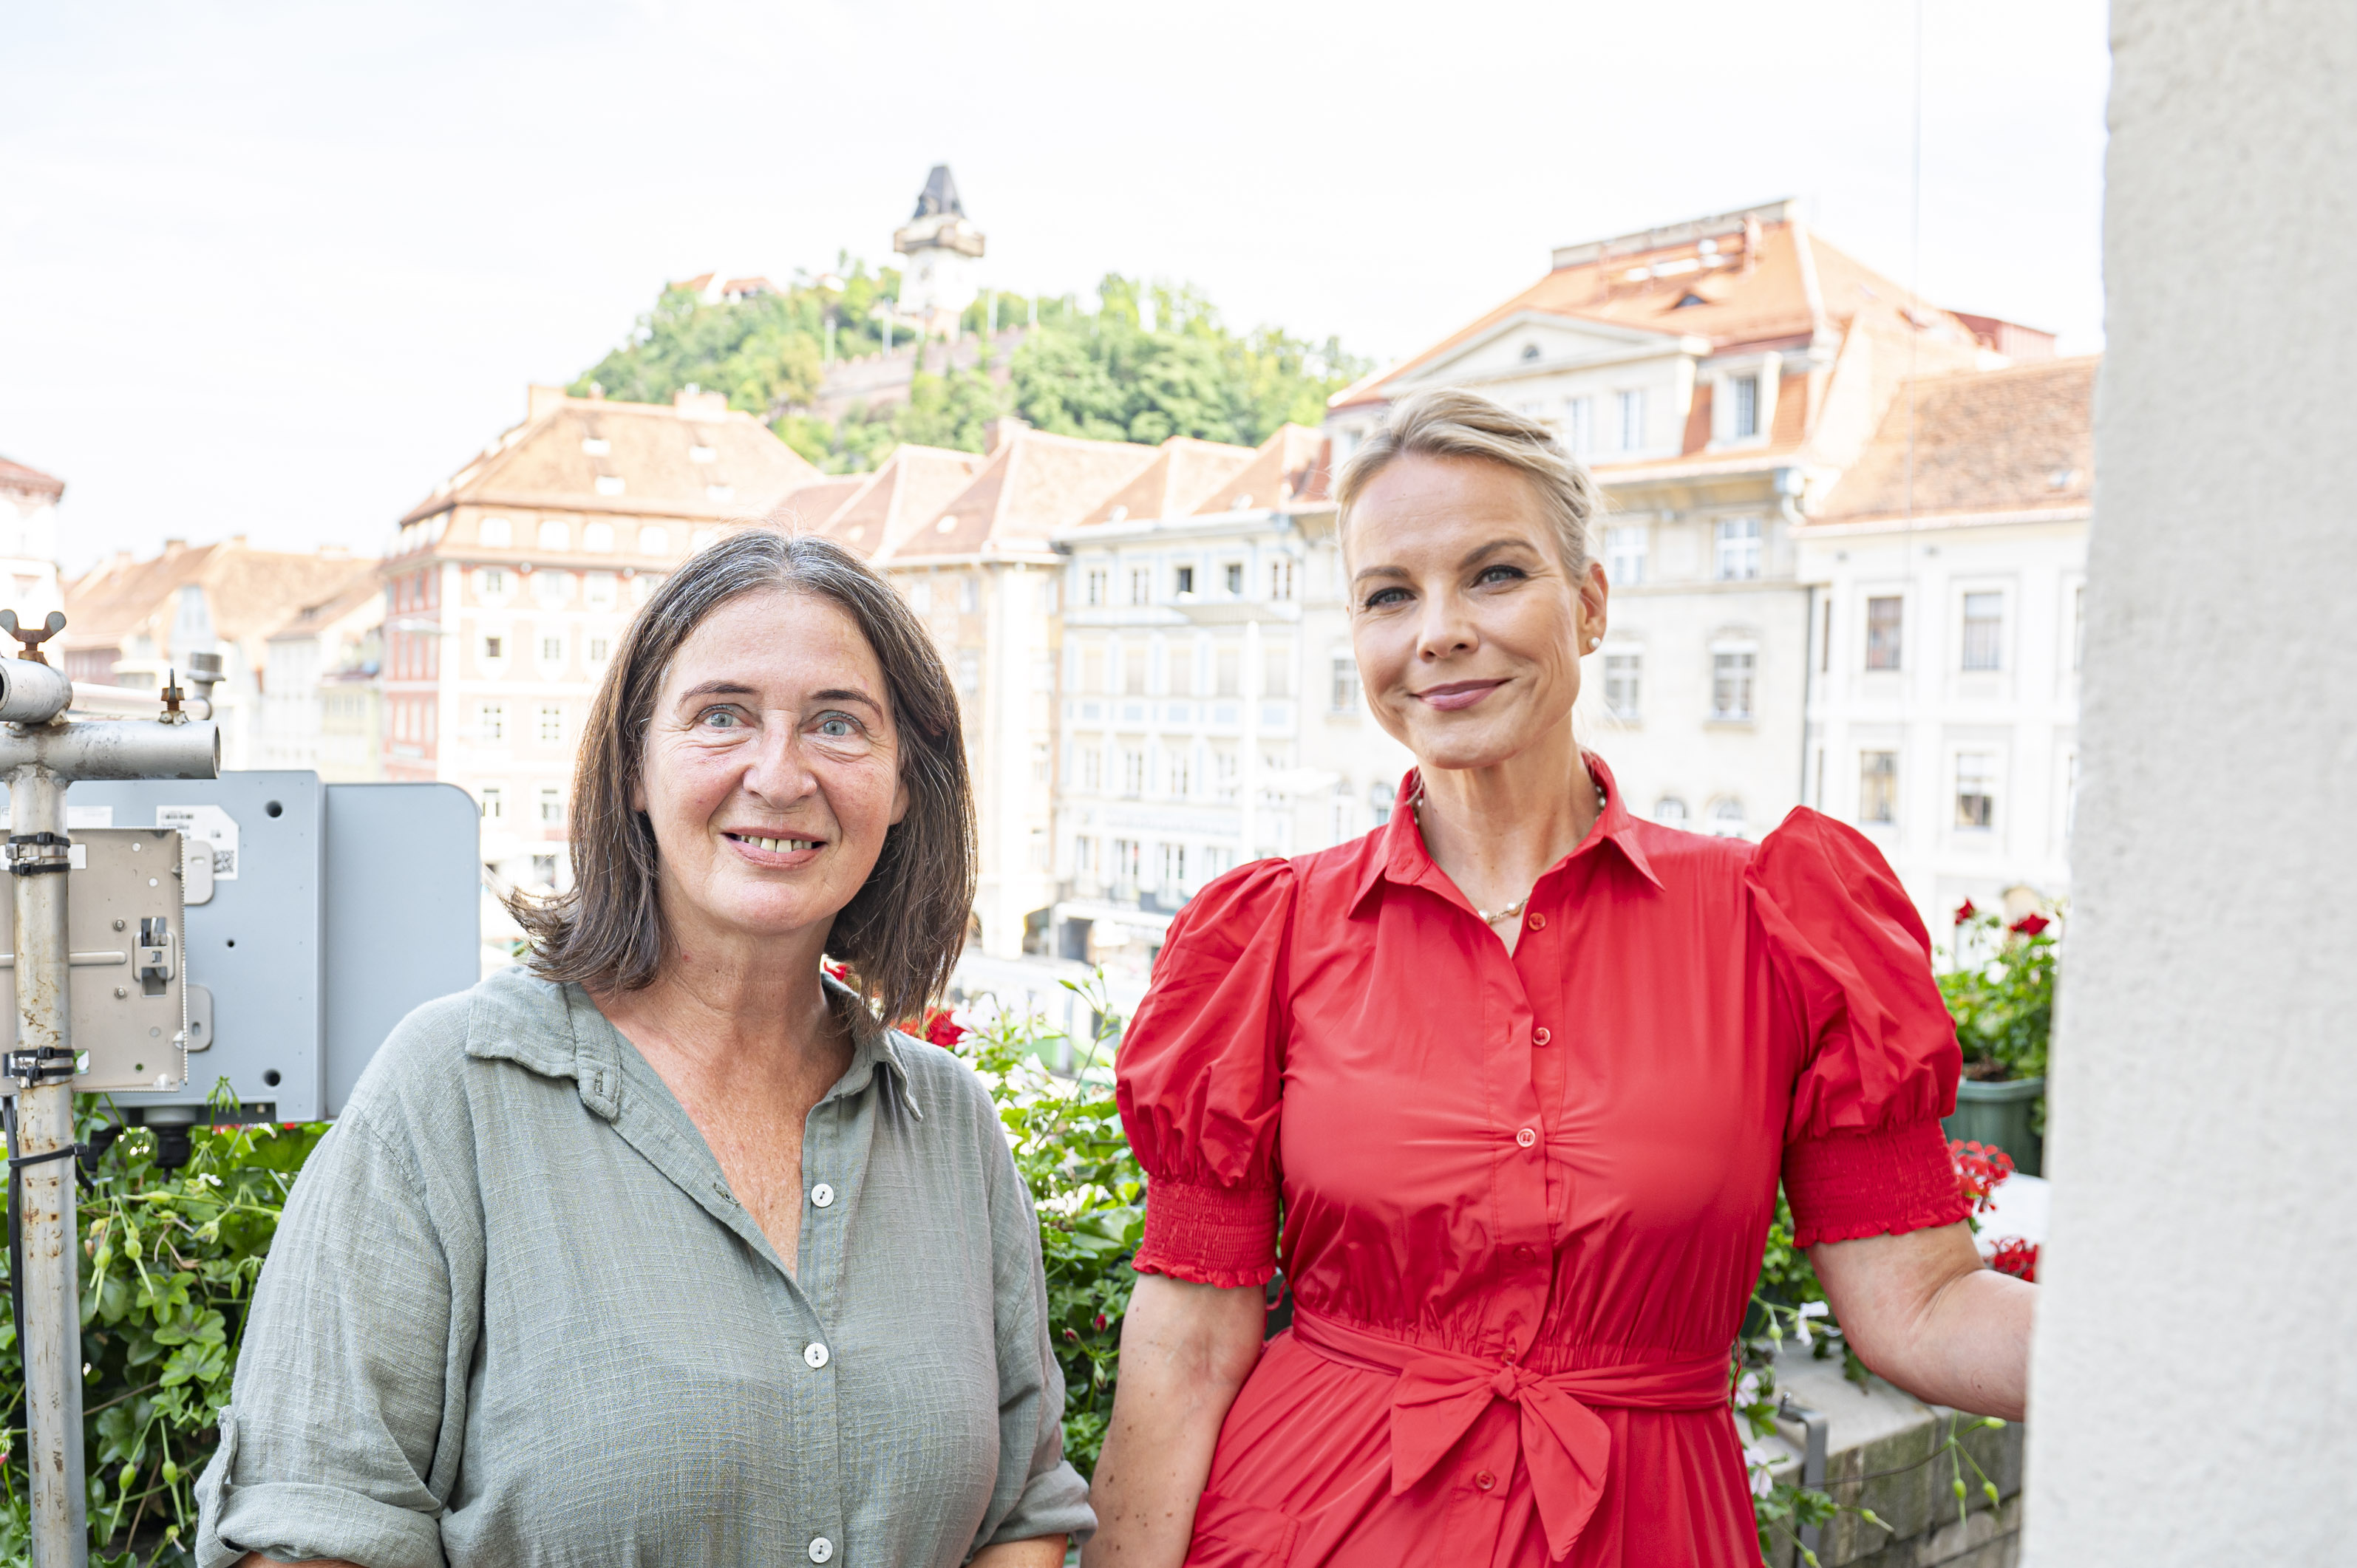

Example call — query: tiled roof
[1333,214,1983,411]
[62,542,375,662]
[265,566,384,641]
[788,446,982,560]
[402,390,817,525]
[0,456,64,500]
[1078,437,1258,525]
[1811,356,2098,523]
[1194,425,1328,514]
[892,431,1157,560]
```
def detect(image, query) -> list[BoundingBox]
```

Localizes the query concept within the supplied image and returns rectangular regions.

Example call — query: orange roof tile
[891,432,1158,560]
[1194,425,1328,514]
[0,456,64,500]
[63,542,375,667]
[1812,356,2098,523]
[1078,437,1258,525]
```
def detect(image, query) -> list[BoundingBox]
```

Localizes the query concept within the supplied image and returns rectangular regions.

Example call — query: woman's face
[1347,452,1608,774]
[634,588,910,950]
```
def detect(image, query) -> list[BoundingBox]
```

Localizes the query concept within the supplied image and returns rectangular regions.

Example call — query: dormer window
[595,475,626,496]
[1521,342,1542,361]
[690,445,717,463]
[1732,375,1761,439]
[582,437,610,455]
[1673,292,1709,309]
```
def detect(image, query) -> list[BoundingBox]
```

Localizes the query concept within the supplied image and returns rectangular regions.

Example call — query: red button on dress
[1533,1026,1552,1047]
[1118,754,1970,1568]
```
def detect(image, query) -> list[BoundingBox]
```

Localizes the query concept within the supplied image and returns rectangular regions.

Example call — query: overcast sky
[1,0,2109,573]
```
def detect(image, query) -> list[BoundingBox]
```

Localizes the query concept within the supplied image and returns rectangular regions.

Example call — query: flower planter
[1944,1077,2044,1177]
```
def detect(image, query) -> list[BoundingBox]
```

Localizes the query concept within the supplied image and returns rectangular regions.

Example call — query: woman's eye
[1476,564,1528,586]
[816,716,857,738]
[1364,587,1410,610]
[698,707,741,729]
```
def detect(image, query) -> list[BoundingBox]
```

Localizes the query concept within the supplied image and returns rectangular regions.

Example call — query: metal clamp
[4,1046,77,1086]
[5,831,71,876]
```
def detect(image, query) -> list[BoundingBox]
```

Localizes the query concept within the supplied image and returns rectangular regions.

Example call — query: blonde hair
[1334,386,1601,576]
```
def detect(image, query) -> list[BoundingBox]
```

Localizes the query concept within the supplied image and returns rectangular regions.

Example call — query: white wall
[2025,1,2357,1558]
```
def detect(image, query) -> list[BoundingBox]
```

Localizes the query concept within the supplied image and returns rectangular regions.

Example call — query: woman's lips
[1416,679,1507,712]
[722,831,824,867]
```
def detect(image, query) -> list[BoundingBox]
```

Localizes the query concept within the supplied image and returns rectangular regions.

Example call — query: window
[1079,746,1103,791]
[1073,836,1095,876]
[1709,799,1747,839]
[1369,782,1394,827]
[1224,562,1244,596]
[959,575,979,614]
[690,528,718,550]
[1129,568,1152,606]
[1330,657,1360,713]
[1269,559,1296,601]
[956,649,981,695]
[1961,592,2004,670]
[1085,568,1106,607]
[1159,842,1188,887]
[1215,647,1241,698]
[1174,565,1195,596]
[1714,518,1762,582]
[581,437,610,456]
[479,703,504,741]
[584,572,617,610]
[538,519,571,551]
[1955,753,1997,829]
[1654,797,1689,827]
[1562,397,1593,453]
[482,635,503,661]
[1820,599,1833,673]
[480,785,503,820]
[1605,525,1647,585]
[2072,584,2085,670]
[1080,644,1105,694]
[1122,647,1146,696]
[1603,652,1642,720]
[1213,750,1239,801]
[1169,646,1195,698]
[1112,838,1142,884]
[533,569,573,607]
[1711,650,1755,720]
[582,522,614,553]
[1200,844,1233,879]
[1262,644,1293,698]
[480,517,512,548]
[689,444,716,464]
[1617,389,1647,451]
[1032,743,1050,787]
[639,526,670,555]
[540,635,563,664]
[539,788,563,826]
[1860,751,1899,824]
[1169,751,1193,797]
[1121,749,1146,797]
[539,705,563,743]
[634,573,661,602]
[596,476,627,497]
[1732,375,1760,439]
[1865,595,1903,669]
[908,580,934,613]
[588,637,611,665]
[531,853,557,886]
[1029,828,1050,873]
[477,567,508,598]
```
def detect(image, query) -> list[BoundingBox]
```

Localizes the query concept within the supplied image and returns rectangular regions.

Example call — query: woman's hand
[1808,1221,2034,1419]
[1081,1274,1268,1567]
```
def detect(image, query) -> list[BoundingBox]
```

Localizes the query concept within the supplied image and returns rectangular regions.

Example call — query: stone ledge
[1761,1343,2024,1567]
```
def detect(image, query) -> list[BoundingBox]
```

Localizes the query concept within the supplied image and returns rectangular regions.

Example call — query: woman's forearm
[1083,1275,1266,1568]
[1811,1224,2034,1419]
[973,1535,1067,1567]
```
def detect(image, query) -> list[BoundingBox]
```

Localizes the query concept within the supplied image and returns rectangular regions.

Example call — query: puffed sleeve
[1115,858,1296,1288]
[1747,810,1970,1249]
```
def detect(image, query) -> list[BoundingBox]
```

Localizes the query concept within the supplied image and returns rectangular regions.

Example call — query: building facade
[259,578,384,778]
[0,455,65,628]
[378,384,818,897]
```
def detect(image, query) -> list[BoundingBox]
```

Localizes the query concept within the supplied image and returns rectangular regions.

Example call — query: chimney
[528,384,571,423]
[162,538,188,556]
[673,385,729,420]
[229,534,248,548]
[984,415,1030,453]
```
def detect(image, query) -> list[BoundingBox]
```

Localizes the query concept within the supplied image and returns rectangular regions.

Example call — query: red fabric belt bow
[1291,1309,1730,1561]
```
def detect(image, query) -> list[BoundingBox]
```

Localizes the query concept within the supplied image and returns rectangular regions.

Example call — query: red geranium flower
[1989,1237,2039,1283]
[1949,1138,2015,1213]
[820,959,848,982]
[918,1009,970,1050]
[2009,913,2051,937]
[1953,899,1978,925]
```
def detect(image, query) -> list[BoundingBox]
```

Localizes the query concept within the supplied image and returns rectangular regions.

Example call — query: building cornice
[1793,505,2092,538]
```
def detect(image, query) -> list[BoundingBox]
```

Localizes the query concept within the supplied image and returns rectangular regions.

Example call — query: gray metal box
[14,773,481,1121]
[0,828,188,1092]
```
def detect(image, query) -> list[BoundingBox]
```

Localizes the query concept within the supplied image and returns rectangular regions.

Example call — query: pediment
[1401,310,1699,389]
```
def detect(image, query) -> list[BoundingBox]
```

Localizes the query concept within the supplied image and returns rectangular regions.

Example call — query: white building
[892,166,986,341]
[1796,356,2096,924]
[0,455,65,627]
[1324,200,2064,916]
[259,579,384,779]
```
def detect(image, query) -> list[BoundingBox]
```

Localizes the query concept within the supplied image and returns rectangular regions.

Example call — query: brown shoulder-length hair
[511,528,975,1024]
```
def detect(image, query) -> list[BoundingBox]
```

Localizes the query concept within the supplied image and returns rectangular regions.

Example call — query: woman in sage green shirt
[197,531,1092,1567]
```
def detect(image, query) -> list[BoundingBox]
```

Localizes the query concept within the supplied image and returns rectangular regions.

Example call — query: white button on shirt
[808,1537,834,1563]
[810,1182,836,1208]
[803,1343,829,1369]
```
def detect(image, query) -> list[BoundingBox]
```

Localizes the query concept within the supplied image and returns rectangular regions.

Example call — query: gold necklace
[1412,776,1609,925]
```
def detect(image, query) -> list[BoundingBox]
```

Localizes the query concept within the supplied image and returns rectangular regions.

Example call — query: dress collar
[1349,750,1663,918]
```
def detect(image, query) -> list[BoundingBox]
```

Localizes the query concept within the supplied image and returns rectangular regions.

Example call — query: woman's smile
[1415,677,1510,711]
[719,828,827,866]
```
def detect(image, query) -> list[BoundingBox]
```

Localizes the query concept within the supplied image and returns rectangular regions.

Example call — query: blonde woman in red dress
[1084,388,2033,1568]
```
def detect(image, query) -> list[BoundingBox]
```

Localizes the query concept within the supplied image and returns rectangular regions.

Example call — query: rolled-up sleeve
[970,1106,1096,1554]
[196,1113,463,1568]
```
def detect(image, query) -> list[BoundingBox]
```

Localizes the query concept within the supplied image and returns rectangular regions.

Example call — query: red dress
[1115,756,1969,1567]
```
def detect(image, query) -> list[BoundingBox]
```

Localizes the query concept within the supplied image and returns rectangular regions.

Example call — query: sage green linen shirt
[194,967,1093,1567]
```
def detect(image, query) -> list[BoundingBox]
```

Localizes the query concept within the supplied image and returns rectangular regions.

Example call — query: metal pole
[11,760,86,1564]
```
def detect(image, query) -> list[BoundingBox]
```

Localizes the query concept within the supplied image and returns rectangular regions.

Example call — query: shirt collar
[463,967,921,1121]
[1348,750,1663,918]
